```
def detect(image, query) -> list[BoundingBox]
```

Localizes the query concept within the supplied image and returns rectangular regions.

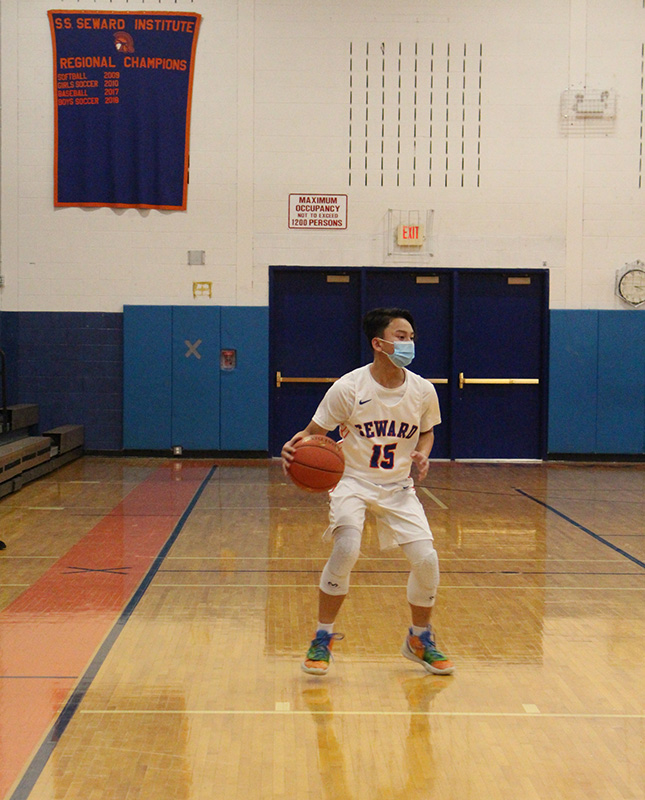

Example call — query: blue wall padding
[171,306,221,450]
[123,306,172,449]
[549,310,645,454]
[548,310,599,453]
[123,305,268,451]
[596,311,645,453]
[220,306,269,450]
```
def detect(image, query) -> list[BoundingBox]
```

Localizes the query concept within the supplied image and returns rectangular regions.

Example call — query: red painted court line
[0,463,212,800]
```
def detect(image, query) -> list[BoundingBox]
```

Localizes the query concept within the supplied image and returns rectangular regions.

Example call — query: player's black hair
[362,307,416,348]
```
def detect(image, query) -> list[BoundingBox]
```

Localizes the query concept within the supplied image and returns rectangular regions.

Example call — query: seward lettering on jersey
[353,420,419,439]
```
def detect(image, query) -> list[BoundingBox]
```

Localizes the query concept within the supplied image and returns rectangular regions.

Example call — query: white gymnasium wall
[581,0,645,307]
[2,0,645,312]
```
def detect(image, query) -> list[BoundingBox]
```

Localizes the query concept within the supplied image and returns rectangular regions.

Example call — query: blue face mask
[380,339,415,368]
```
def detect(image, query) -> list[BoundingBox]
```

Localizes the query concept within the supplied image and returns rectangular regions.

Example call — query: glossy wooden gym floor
[0,456,643,800]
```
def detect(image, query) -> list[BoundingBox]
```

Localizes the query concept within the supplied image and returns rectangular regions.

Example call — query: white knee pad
[401,539,440,607]
[319,525,362,596]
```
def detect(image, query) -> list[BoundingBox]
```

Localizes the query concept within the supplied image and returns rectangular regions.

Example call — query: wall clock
[616,261,645,307]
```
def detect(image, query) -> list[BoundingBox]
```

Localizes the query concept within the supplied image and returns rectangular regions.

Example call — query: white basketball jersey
[312,364,441,484]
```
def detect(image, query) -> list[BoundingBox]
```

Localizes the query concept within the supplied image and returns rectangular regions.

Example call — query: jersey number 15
[369,443,397,470]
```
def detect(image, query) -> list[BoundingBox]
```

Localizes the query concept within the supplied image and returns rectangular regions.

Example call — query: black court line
[9,465,217,800]
[424,486,519,497]
[164,569,641,576]
[63,566,132,575]
[156,568,643,576]
[515,488,645,571]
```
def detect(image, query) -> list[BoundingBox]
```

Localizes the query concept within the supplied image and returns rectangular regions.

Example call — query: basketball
[287,435,345,492]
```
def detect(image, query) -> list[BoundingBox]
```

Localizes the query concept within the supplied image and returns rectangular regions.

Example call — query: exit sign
[397,224,425,246]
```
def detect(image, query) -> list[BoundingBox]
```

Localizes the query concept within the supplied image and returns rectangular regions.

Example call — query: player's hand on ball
[410,450,429,481]
[281,432,305,475]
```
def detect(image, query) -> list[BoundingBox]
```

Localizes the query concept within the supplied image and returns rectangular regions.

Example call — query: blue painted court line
[9,465,217,800]
[515,488,645,571]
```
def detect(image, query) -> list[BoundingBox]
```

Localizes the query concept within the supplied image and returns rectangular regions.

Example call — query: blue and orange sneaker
[301,630,344,675]
[401,627,454,675]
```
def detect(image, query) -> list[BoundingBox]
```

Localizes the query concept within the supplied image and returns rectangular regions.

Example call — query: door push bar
[458,372,539,390]
[276,371,448,388]
[275,372,337,387]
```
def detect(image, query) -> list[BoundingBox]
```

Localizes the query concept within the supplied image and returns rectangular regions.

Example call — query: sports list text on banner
[48,10,201,210]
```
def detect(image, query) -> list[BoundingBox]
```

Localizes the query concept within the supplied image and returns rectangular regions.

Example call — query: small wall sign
[397,224,425,246]
[288,194,348,229]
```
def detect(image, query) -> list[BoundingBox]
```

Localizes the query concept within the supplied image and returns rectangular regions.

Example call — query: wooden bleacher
[0,403,84,500]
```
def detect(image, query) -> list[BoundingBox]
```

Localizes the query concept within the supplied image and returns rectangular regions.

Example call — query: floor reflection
[300,675,452,799]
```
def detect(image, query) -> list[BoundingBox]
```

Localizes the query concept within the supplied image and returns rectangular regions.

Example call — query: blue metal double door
[270,266,549,459]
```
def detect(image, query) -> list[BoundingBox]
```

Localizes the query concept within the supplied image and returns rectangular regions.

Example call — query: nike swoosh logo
[359,398,372,405]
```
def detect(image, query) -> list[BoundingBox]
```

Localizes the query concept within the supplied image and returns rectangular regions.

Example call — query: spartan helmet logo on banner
[113,32,135,53]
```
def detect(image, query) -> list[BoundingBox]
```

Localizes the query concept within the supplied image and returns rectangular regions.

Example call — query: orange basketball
[288,435,345,492]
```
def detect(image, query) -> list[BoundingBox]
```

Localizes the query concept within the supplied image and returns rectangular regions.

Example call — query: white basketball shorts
[323,474,433,551]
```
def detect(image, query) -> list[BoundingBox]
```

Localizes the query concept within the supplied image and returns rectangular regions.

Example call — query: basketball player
[281,307,454,676]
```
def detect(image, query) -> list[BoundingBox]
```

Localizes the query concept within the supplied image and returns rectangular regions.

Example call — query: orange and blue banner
[48,10,201,210]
